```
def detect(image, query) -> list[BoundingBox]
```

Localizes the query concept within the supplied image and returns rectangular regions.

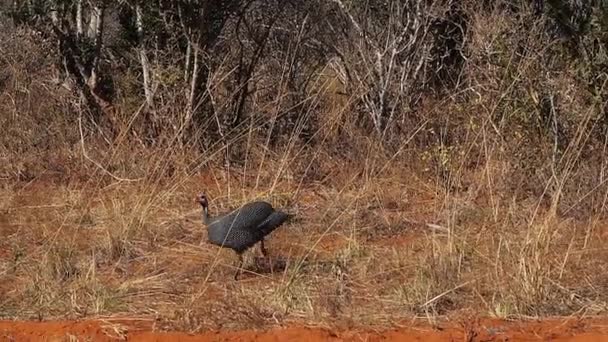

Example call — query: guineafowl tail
[259,211,290,235]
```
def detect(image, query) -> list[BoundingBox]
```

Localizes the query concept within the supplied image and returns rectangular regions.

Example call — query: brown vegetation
[0,0,607,338]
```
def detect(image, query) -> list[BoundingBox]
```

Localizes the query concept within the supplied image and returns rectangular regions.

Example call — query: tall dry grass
[0,1,607,331]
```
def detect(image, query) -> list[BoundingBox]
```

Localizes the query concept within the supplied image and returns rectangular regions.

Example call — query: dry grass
[0,1,607,333]
[0,140,606,330]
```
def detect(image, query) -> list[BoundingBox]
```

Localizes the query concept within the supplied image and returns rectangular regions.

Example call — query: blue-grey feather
[204,200,288,254]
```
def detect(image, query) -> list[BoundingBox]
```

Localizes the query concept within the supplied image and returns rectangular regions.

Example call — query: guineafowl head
[197,193,211,224]
[196,193,208,208]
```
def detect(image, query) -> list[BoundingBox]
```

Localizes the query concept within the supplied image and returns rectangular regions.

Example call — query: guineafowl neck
[201,206,211,225]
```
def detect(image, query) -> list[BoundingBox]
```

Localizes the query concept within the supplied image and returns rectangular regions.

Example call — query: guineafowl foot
[252,255,287,275]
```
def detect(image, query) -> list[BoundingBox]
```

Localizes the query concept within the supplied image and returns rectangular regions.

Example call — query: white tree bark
[136,2,154,109]
[184,39,191,82]
[88,2,105,89]
[330,0,429,139]
[87,6,99,40]
[75,0,83,37]
[187,44,200,124]
[49,4,59,27]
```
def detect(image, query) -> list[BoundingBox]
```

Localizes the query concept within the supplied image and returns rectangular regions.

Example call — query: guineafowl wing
[211,201,274,232]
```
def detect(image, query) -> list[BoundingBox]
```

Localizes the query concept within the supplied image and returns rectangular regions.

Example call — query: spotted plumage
[197,194,290,279]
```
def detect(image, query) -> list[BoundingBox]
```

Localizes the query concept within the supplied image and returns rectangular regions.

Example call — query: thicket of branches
[1,0,607,197]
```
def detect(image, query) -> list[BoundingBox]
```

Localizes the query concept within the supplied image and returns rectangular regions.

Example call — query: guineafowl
[197,193,289,279]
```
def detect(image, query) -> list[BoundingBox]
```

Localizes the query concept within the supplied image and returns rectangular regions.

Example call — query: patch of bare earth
[1,318,608,341]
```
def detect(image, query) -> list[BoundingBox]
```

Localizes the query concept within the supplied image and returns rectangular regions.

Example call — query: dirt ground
[1,175,607,341]
[1,318,608,341]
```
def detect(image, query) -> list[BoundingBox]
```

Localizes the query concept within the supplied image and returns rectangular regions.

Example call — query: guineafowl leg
[259,239,267,257]
[259,239,274,274]
[234,253,244,280]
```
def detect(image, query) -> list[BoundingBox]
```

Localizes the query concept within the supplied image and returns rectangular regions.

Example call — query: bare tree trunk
[88,3,105,89]
[184,39,191,82]
[136,2,154,109]
[176,0,241,144]
[11,0,19,18]
[187,42,200,124]
[75,0,83,37]
[52,0,114,134]
[87,4,99,40]
[49,4,59,27]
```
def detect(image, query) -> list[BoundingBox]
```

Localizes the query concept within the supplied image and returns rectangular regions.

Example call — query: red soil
[1,318,607,341]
